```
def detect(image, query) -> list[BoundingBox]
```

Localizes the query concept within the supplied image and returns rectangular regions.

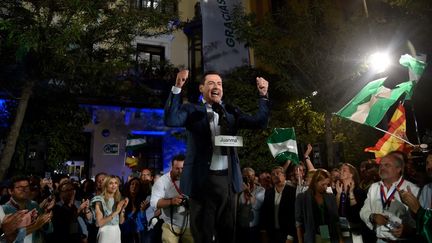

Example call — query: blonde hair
[101,175,122,206]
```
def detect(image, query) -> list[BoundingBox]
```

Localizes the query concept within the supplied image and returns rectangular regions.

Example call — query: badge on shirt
[319,225,330,239]
[215,135,243,147]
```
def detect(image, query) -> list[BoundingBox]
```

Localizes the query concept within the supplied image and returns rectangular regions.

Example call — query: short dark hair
[9,175,29,189]
[95,172,107,181]
[200,71,222,85]
[171,154,185,165]
[58,180,74,192]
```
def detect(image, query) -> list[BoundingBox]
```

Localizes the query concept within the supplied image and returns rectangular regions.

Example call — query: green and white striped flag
[335,54,426,127]
[335,78,414,127]
[267,128,300,165]
[126,135,146,150]
[399,54,427,82]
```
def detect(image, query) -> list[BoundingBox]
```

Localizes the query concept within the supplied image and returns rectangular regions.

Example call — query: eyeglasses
[14,185,30,191]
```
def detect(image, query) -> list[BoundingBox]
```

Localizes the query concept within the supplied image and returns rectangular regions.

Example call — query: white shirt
[273,184,285,229]
[360,177,419,240]
[204,101,229,170]
[419,182,432,209]
[150,171,189,227]
[238,185,265,227]
[171,86,228,170]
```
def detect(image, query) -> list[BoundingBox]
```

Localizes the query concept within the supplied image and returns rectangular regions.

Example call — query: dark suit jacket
[164,92,269,198]
[260,184,297,242]
[295,190,341,243]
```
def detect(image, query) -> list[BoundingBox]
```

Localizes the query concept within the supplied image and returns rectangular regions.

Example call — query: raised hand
[348,181,355,194]
[79,199,90,213]
[256,77,268,96]
[140,199,150,212]
[40,196,55,213]
[398,186,420,214]
[175,69,189,88]
[2,210,26,233]
[34,212,52,229]
[123,198,129,209]
[335,180,343,194]
[304,144,313,157]
[116,198,129,213]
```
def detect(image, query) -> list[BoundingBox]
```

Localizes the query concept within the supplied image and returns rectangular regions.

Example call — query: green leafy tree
[232,0,432,167]
[223,67,326,172]
[0,0,178,179]
[12,91,90,173]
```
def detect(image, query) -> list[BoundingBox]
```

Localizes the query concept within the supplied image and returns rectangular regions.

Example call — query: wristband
[304,156,310,160]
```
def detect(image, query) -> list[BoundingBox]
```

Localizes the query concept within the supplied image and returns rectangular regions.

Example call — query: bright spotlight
[312,91,318,96]
[368,52,391,73]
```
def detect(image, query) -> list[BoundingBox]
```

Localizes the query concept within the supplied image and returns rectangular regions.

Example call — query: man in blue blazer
[164,69,270,243]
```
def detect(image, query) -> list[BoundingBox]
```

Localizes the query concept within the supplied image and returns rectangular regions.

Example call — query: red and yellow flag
[365,104,408,161]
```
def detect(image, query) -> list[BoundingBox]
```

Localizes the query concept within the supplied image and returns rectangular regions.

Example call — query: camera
[385,221,401,231]
[177,196,189,213]
[179,196,189,208]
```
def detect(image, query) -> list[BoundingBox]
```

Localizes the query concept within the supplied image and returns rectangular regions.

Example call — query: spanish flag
[125,156,139,168]
[364,103,408,161]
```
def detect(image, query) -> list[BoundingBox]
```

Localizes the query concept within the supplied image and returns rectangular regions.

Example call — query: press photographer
[150,155,193,243]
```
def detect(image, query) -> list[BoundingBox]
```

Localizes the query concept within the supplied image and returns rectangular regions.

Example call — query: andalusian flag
[125,135,146,168]
[126,135,146,150]
[335,79,413,127]
[365,104,408,160]
[267,128,300,165]
[399,54,427,82]
[335,54,426,127]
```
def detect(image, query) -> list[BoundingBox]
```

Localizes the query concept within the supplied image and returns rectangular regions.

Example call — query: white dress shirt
[171,86,228,170]
[203,101,229,170]
[150,172,189,227]
[238,185,265,227]
[360,177,419,241]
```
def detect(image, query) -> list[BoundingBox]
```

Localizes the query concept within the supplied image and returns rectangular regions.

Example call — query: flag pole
[372,126,415,146]
[410,104,421,144]
[362,0,369,18]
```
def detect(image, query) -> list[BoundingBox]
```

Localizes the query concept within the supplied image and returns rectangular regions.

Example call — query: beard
[379,172,389,180]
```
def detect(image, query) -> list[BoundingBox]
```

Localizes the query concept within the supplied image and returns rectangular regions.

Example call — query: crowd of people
[0,150,430,243]
[1,70,431,243]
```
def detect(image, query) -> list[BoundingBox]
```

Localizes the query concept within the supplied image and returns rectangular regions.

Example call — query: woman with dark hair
[336,163,371,242]
[120,177,148,243]
[296,169,343,243]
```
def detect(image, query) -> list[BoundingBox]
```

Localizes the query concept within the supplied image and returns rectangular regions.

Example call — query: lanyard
[170,173,182,196]
[380,178,404,210]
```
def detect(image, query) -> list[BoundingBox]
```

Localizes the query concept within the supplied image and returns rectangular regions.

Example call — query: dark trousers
[236,226,260,243]
[190,174,235,243]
